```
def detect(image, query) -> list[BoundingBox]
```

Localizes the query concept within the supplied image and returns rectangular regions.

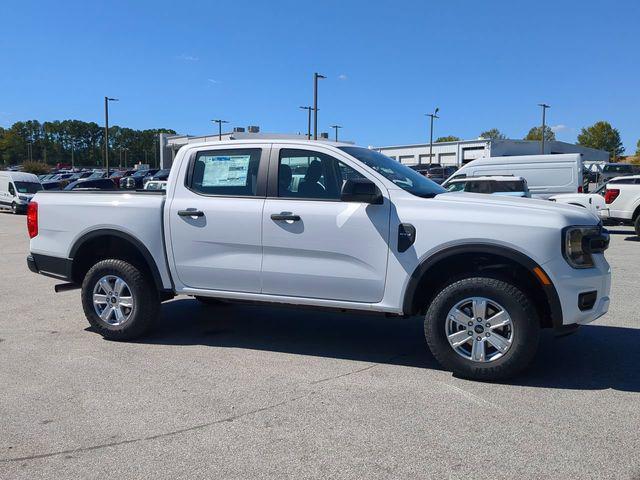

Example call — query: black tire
[195,296,228,306]
[424,276,540,381]
[634,215,640,237]
[81,259,160,340]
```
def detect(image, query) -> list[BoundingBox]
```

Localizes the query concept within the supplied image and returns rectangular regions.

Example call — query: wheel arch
[69,228,166,293]
[402,244,563,329]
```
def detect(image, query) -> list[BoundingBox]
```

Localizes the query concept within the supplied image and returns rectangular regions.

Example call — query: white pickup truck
[26,139,611,380]
[604,178,640,235]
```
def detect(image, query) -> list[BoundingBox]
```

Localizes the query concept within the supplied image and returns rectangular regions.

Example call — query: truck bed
[30,190,172,288]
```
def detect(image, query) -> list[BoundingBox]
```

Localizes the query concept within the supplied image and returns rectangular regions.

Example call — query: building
[159,126,345,169]
[374,138,609,167]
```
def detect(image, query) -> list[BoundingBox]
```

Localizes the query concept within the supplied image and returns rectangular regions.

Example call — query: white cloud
[207,79,220,84]
[338,74,348,80]
[550,124,569,133]
[177,54,199,62]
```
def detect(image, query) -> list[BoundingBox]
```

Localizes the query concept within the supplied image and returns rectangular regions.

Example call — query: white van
[0,171,43,214]
[442,154,583,199]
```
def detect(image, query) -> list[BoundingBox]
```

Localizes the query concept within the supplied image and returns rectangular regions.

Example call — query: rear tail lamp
[27,201,38,238]
[578,185,583,193]
[604,188,620,204]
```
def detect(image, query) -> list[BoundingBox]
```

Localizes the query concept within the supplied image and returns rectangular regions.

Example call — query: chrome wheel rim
[445,297,513,363]
[92,275,134,326]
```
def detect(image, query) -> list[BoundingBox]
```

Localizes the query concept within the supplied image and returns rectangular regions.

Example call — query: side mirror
[341,178,383,204]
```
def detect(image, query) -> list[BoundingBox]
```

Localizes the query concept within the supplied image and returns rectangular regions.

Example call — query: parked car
[443,154,583,198]
[41,181,64,191]
[0,171,42,214]
[26,139,611,381]
[120,169,158,189]
[446,176,530,197]
[144,180,167,191]
[143,168,170,188]
[63,178,117,191]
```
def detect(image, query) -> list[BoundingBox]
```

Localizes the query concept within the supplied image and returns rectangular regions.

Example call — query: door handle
[271,213,301,221]
[178,209,205,217]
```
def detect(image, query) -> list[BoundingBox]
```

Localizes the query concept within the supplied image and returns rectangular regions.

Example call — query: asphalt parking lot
[1,212,639,479]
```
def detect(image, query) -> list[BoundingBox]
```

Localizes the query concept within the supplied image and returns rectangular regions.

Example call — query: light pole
[313,72,326,140]
[330,125,342,142]
[300,106,313,139]
[425,107,439,166]
[212,119,228,141]
[538,103,550,154]
[104,96,118,176]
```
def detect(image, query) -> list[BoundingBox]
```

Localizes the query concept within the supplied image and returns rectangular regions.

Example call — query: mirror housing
[341,178,383,204]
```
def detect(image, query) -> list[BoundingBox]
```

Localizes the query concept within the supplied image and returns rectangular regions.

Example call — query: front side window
[278,149,365,200]
[465,181,492,194]
[190,149,261,196]
[446,182,466,192]
[339,146,446,198]
[8,183,15,195]
[14,182,42,194]
[493,180,526,192]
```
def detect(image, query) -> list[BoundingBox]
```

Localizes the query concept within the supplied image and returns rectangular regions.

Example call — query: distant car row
[37,168,170,191]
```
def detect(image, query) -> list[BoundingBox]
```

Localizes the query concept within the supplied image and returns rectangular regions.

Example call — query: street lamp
[425,107,439,166]
[313,73,326,140]
[300,106,313,139]
[330,124,342,142]
[538,103,550,154]
[212,119,229,141]
[104,96,119,176]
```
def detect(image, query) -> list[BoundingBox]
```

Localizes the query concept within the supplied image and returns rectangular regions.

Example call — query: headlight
[562,226,609,269]
[19,195,30,201]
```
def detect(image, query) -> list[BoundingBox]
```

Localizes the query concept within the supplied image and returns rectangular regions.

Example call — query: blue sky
[1,0,639,151]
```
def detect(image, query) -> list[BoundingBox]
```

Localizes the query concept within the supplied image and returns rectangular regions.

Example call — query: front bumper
[542,254,611,326]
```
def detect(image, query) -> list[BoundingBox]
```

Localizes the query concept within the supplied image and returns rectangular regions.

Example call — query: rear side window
[189,149,262,196]
[604,164,633,174]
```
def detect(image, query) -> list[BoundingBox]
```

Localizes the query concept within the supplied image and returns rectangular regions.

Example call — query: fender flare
[69,228,165,292]
[402,243,563,328]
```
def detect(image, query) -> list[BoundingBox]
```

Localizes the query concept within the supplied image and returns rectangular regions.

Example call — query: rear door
[168,145,270,292]
[261,145,390,302]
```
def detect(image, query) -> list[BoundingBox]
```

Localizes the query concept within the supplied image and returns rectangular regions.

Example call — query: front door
[168,145,269,292]
[261,146,390,303]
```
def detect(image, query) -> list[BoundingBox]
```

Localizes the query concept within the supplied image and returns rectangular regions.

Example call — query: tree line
[0,120,176,167]
[436,121,631,160]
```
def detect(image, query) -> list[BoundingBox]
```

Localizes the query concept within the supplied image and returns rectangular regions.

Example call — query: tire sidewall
[425,277,539,379]
[81,259,157,338]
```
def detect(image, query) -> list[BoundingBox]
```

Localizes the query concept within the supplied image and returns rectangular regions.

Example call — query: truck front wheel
[81,259,160,340]
[424,276,540,381]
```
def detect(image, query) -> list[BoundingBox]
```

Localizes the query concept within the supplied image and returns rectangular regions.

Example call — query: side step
[54,282,80,293]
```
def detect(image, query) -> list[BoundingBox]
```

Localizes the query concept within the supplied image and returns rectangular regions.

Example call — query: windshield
[14,182,43,194]
[88,171,104,179]
[339,147,446,198]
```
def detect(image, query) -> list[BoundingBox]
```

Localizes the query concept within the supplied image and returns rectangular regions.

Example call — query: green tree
[436,136,460,142]
[524,125,556,142]
[635,138,640,156]
[577,121,624,159]
[479,128,506,140]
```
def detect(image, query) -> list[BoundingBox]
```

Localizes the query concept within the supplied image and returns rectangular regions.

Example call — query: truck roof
[465,153,582,167]
[176,138,354,151]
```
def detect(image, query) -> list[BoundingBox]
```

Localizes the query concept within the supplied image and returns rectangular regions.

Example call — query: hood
[437,192,599,225]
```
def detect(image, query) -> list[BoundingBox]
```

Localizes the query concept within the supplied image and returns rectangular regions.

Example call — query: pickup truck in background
[26,139,611,380]
[604,180,640,235]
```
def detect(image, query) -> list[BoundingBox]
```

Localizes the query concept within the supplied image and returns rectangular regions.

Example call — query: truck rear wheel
[424,276,540,381]
[81,259,160,340]
[634,215,640,237]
